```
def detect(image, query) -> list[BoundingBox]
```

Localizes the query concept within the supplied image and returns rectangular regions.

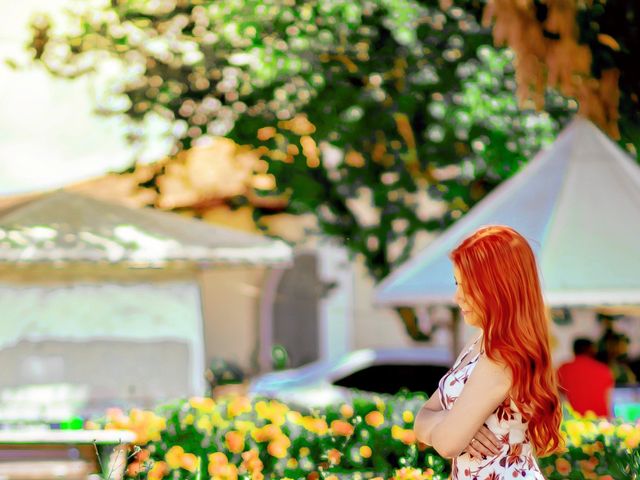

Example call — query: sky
[0,0,170,196]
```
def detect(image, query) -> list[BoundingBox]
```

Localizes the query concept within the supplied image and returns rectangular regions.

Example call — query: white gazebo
[0,190,292,418]
[374,118,640,358]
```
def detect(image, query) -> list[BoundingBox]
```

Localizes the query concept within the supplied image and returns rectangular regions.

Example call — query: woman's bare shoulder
[475,352,513,388]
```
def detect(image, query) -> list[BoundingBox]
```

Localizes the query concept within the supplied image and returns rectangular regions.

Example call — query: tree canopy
[25,0,636,338]
[480,0,639,146]
[24,0,572,277]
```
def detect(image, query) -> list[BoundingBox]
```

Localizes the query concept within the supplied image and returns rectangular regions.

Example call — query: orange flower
[267,436,291,458]
[401,429,416,444]
[127,461,143,476]
[208,452,238,479]
[257,127,277,141]
[365,411,384,428]
[227,396,253,417]
[555,458,571,476]
[327,448,342,464]
[225,430,245,453]
[330,419,354,436]
[147,461,169,480]
[340,404,354,418]
[252,423,280,442]
[136,448,151,462]
[241,448,264,473]
[209,463,238,480]
[209,451,229,467]
[181,453,199,473]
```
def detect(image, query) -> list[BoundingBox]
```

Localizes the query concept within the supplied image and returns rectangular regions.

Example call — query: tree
[478,0,640,149]
[23,0,569,339]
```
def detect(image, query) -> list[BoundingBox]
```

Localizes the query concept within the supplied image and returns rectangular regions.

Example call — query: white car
[248,347,453,408]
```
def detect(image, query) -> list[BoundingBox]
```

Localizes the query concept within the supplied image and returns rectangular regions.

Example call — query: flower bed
[90,392,640,480]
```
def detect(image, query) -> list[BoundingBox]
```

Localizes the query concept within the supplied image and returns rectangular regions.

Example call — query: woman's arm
[413,388,445,445]
[426,355,511,459]
[413,334,483,448]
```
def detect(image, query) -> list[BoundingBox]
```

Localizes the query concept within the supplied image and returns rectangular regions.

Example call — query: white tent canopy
[0,190,292,266]
[375,118,640,308]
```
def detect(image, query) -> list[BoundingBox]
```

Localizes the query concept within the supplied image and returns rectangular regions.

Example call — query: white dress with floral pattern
[437,337,545,480]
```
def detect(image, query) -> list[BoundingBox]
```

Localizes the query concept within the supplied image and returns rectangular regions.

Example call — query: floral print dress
[438,336,545,480]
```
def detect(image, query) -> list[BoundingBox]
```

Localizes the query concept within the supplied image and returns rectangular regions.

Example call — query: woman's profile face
[453,265,481,327]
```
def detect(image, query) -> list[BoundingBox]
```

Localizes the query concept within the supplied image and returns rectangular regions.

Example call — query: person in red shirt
[557,338,614,417]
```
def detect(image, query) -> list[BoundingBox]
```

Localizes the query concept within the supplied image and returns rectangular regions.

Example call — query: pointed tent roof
[375,118,640,307]
[0,190,292,266]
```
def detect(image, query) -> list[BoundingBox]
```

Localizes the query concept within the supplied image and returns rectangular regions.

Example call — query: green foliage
[26,0,571,285]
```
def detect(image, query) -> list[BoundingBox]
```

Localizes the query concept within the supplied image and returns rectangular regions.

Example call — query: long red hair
[450,225,563,456]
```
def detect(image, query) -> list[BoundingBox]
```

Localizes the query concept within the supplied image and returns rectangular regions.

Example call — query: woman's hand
[464,425,502,460]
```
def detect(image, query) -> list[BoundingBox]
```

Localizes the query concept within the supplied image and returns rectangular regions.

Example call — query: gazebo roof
[0,190,292,267]
[374,118,640,307]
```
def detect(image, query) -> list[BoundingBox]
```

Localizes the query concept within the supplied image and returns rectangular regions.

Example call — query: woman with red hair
[413,225,563,479]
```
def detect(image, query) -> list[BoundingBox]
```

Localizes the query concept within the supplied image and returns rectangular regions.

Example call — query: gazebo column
[257,267,287,374]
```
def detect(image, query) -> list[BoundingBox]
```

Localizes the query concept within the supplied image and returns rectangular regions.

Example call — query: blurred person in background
[596,320,637,386]
[557,338,614,417]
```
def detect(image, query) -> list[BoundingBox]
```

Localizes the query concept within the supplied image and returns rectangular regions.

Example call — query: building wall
[198,267,266,376]
[0,273,206,409]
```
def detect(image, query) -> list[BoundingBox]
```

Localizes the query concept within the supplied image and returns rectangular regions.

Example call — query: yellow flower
[234,420,256,433]
[623,429,640,449]
[374,396,386,412]
[300,416,328,435]
[183,413,195,425]
[286,410,302,423]
[597,420,615,436]
[402,410,414,423]
[189,396,216,412]
[254,400,289,426]
[196,415,213,435]
[391,466,432,480]
[299,447,310,457]
[286,458,298,468]
[360,445,372,458]
[616,423,634,439]
[165,446,185,469]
